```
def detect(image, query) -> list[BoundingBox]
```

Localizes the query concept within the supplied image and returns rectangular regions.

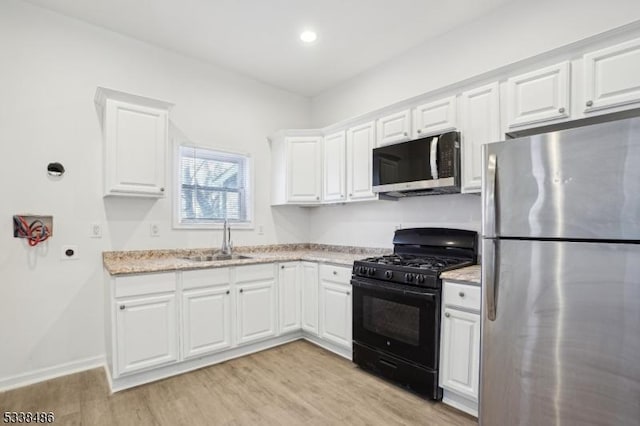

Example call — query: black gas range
[351,228,477,400]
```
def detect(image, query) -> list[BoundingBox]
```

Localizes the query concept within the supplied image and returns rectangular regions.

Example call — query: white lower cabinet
[106,260,353,391]
[236,266,277,345]
[115,293,178,376]
[181,286,232,360]
[300,262,319,335]
[319,265,353,350]
[278,262,301,334]
[439,280,481,417]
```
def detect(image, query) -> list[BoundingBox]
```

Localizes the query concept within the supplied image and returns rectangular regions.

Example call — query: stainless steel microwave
[372,131,461,197]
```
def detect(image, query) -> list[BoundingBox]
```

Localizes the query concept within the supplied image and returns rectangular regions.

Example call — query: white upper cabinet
[506,61,570,129]
[583,37,640,113]
[270,132,323,205]
[287,136,323,203]
[346,121,377,201]
[322,131,347,202]
[377,109,411,147]
[460,82,500,193]
[413,96,457,138]
[95,88,173,198]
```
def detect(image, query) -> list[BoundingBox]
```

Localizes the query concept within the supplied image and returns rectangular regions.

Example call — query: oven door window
[353,281,439,369]
[362,296,420,346]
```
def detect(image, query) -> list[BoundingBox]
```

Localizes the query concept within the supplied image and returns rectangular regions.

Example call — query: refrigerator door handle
[485,153,497,238]
[485,239,498,321]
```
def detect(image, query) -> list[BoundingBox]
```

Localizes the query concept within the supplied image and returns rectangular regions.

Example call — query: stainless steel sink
[180,254,252,262]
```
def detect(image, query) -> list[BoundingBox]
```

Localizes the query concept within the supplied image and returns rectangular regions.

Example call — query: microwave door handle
[430,136,439,180]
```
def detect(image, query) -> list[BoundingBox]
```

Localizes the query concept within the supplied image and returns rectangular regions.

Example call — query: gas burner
[361,254,468,272]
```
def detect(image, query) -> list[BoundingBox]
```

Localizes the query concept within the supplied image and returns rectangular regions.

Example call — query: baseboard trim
[442,389,478,418]
[303,333,352,360]
[0,355,105,392]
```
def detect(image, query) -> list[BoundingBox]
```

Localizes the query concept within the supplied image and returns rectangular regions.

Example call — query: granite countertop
[103,243,391,276]
[440,264,481,284]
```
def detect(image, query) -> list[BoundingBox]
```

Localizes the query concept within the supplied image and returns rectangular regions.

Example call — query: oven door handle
[350,278,437,301]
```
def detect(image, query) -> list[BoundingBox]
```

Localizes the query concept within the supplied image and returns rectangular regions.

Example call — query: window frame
[173,142,254,230]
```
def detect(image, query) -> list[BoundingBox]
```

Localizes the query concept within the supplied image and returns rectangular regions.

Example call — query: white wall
[0,0,310,387]
[308,0,640,248]
[311,0,640,126]
[309,195,481,249]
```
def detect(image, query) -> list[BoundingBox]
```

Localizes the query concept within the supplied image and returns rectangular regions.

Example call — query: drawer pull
[226,290,230,295]
[459,291,465,298]
[119,305,125,310]
[240,288,244,293]
[333,270,337,275]
[445,312,450,318]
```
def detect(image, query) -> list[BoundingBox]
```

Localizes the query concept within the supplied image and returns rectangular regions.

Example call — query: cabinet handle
[226,290,230,295]
[240,288,243,293]
[445,312,450,318]
[417,129,422,134]
[119,305,125,310]
[333,270,337,275]
[346,291,351,295]
[403,132,408,137]
[586,100,593,107]
[160,187,165,192]
[558,107,565,114]
[459,291,465,298]
[349,193,353,197]
[281,265,285,269]
[316,196,320,201]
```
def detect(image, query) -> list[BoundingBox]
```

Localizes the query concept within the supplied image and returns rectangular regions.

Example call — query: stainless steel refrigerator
[480,116,640,425]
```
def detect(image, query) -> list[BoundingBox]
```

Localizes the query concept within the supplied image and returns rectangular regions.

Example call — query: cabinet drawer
[115,272,176,298]
[443,281,481,312]
[235,263,275,283]
[319,264,352,284]
[182,268,230,290]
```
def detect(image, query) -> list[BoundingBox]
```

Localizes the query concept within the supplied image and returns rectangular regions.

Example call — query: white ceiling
[23,0,512,96]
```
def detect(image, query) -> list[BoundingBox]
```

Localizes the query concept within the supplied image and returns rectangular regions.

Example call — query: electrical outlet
[258,224,264,235]
[89,222,102,238]
[61,245,79,260]
[150,222,160,237]
[395,224,402,230]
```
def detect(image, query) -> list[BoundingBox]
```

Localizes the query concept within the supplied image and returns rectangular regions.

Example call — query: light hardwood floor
[0,340,477,425]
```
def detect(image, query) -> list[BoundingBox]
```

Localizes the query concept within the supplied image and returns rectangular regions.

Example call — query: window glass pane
[179,146,249,224]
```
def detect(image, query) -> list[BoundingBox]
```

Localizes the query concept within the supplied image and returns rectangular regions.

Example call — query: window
[177,145,251,227]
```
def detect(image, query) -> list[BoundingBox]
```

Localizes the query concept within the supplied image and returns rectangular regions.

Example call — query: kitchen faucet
[220,219,232,255]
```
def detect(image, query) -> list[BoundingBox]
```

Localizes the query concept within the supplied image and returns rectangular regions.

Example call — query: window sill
[173,221,254,230]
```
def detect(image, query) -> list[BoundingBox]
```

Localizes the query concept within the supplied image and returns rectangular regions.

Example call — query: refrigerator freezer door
[480,239,640,425]
[484,117,640,240]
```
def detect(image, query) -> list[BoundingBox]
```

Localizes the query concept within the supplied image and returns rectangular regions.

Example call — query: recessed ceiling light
[300,30,317,43]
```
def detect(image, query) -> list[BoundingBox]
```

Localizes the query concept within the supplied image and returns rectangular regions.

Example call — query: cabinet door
[287,136,322,203]
[115,293,177,376]
[377,109,411,147]
[319,280,352,349]
[278,263,301,334]
[236,280,277,345]
[104,100,167,197]
[460,82,500,193]
[182,286,232,360]
[323,131,346,202]
[346,121,377,201]
[584,37,640,113]
[440,308,480,401]
[301,262,319,335]
[413,96,457,138]
[506,62,570,129]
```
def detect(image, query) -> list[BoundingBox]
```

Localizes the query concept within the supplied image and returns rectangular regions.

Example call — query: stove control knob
[358,266,364,275]
[405,273,414,282]
[384,270,393,279]
[416,274,425,284]
[368,267,376,276]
